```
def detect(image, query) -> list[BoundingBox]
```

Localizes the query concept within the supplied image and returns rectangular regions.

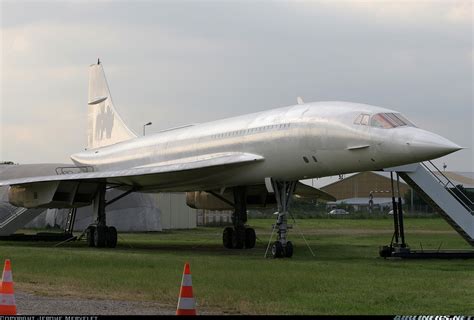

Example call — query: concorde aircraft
[0,60,462,258]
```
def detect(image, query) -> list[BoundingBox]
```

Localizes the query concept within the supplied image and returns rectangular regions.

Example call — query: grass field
[1,217,473,315]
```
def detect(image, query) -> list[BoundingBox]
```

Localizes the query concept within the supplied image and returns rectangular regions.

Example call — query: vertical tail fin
[87,60,137,149]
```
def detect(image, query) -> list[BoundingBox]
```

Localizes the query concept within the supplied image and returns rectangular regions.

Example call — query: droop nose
[407,129,463,160]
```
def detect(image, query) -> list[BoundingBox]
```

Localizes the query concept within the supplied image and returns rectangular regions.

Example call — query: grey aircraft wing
[0,152,265,190]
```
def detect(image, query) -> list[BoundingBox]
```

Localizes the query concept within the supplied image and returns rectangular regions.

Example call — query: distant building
[321,171,410,211]
[319,171,474,213]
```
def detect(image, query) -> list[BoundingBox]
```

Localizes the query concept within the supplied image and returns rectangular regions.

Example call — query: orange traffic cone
[176,262,196,316]
[0,259,17,315]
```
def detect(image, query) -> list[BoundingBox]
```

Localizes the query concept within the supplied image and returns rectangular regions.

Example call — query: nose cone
[408,129,462,160]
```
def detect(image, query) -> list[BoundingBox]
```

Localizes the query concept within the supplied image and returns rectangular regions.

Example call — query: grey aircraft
[0,61,462,258]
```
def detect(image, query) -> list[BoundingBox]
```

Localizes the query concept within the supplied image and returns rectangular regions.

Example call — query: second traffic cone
[176,262,196,315]
[0,259,17,315]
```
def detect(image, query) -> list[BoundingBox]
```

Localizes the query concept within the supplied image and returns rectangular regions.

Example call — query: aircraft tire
[86,226,96,247]
[232,228,245,249]
[106,226,118,248]
[94,225,107,248]
[271,241,284,258]
[223,227,234,249]
[244,228,256,249]
[284,241,293,258]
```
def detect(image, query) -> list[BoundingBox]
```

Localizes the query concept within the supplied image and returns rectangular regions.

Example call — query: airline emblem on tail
[87,60,137,150]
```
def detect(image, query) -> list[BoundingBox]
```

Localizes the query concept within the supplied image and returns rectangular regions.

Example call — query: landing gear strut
[222,186,256,249]
[268,180,297,259]
[85,183,119,248]
[379,172,410,257]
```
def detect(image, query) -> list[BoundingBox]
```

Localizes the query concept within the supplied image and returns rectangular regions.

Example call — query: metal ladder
[64,208,77,235]
[389,161,474,246]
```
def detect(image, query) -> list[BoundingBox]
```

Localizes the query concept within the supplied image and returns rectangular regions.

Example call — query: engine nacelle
[8,181,98,209]
[186,191,233,210]
[8,181,60,208]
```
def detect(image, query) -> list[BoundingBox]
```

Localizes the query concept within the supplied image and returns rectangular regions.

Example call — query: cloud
[0,1,472,170]
[311,0,472,26]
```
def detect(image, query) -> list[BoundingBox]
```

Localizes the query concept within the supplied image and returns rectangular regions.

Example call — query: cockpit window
[354,114,363,125]
[360,114,370,125]
[393,113,416,127]
[370,113,416,129]
[354,113,370,126]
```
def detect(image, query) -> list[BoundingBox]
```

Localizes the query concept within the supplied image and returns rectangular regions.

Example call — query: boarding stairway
[384,161,474,247]
[0,207,46,236]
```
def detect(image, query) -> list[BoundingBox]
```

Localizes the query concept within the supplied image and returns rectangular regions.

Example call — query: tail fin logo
[95,104,115,140]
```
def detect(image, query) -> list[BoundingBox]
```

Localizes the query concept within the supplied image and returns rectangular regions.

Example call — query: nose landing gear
[267,180,297,259]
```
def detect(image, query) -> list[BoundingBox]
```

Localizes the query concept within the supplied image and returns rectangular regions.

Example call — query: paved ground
[16,291,176,315]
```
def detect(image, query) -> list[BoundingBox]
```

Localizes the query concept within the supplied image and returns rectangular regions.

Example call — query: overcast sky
[1,1,472,172]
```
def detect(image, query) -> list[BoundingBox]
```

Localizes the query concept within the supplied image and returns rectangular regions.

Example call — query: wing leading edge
[0,152,264,187]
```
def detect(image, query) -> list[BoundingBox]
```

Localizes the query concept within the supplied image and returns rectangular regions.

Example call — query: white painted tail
[87,60,136,149]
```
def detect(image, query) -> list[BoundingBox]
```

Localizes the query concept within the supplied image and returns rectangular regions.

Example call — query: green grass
[1,217,473,315]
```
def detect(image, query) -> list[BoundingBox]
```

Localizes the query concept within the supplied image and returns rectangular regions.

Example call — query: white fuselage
[71,101,460,191]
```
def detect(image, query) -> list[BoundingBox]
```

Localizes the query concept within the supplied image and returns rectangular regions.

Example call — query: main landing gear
[85,183,128,248]
[222,186,256,250]
[268,180,297,259]
[86,225,117,248]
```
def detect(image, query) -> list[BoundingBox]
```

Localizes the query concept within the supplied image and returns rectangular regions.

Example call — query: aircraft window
[371,114,395,128]
[303,156,309,163]
[354,113,370,125]
[385,113,404,127]
[354,114,363,124]
[312,156,318,163]
[393,113,416,127]
[370,113,415,129]
[361,115,370,126]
